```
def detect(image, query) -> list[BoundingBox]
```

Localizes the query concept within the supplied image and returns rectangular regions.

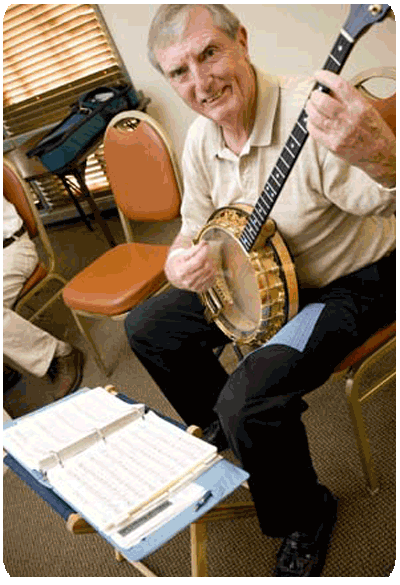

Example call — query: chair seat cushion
[62,243,169,316]
[334,322,396,373]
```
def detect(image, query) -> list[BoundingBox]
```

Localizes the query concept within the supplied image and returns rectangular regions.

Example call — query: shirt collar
[214,67,280,159]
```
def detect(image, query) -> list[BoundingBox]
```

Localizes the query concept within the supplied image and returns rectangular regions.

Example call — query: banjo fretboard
[239,31,355,253]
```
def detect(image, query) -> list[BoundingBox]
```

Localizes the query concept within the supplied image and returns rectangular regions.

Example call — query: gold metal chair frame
[3,159,67,322]
[334,324,396,495]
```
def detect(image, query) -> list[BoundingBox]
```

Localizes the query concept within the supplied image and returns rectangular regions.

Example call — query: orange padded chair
[3,159,67,320]
[333,67,395,494]
[62,110,182,376]
[333,322,395,494]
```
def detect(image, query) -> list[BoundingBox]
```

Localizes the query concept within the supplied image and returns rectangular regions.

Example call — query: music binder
[3,387,249,559]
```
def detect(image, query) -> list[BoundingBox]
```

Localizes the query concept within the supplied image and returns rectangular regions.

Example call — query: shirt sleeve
[179,124,216,240]
[321,148,396,218]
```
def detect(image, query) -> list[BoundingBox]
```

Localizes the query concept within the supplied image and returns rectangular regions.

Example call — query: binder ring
[50,450,64,468]
[94,428,107,443]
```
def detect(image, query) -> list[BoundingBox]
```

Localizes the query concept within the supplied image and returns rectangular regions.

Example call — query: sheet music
[4,388,218,542]
[47,411,217,535]
[2,387,141,470]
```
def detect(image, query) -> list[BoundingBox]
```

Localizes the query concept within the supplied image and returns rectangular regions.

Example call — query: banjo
[194,4,394,348]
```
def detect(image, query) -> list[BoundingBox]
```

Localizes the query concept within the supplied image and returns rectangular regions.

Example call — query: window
[3,4,130,208]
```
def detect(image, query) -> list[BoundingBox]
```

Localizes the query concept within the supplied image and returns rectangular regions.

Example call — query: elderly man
[125,5,395,576]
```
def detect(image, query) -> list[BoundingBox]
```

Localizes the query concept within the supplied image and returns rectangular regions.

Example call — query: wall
[99,4,395,158]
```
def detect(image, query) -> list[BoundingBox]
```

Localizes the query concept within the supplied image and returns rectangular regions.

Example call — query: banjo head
[196,206,298,346]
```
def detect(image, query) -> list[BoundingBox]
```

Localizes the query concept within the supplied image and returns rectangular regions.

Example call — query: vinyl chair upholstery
[62,110,182,376]
[3,159,67,321]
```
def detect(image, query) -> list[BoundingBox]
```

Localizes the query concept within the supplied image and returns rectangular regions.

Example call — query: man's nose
[191,63,213,97]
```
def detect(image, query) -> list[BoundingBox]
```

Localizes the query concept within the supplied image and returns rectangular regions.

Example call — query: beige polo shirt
[180,68,395,288]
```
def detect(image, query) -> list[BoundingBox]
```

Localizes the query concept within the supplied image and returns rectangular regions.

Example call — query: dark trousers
[125,252,395,537]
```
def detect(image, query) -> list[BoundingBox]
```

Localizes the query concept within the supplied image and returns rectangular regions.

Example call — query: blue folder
[4,389,249,562]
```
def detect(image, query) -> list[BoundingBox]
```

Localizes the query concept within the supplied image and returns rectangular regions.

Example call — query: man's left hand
[306,70,395,189]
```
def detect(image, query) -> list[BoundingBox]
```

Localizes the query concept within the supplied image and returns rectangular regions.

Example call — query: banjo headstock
[343,5,393,40]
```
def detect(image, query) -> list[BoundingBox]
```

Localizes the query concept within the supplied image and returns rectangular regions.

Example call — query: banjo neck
[239,4,392,254]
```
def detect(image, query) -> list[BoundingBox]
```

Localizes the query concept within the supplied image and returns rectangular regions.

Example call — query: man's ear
[236,25,250,56]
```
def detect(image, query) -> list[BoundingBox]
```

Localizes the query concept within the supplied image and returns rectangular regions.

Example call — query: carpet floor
[3,211,396,577]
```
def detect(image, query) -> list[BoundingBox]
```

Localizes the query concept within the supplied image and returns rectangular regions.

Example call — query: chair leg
[27,287,65,323]
[190,521,208,577]
[190,502,257,576]
[345,375,379,494]
[114,550,158,577]
[69,309,112,377]
[14,274,67,320]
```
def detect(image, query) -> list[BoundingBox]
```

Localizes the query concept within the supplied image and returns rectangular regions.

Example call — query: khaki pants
[3,232,70,377]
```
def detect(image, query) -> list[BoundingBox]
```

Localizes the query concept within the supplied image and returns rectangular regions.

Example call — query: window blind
[3,3,128,137]
[3,3,129,207]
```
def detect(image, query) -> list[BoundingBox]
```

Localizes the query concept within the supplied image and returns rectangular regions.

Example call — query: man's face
[156,7,255,127]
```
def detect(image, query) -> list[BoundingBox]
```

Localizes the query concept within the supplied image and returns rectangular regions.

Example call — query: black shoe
[47,348,85,399]
[274,487,339,577]
[202,419,230,452]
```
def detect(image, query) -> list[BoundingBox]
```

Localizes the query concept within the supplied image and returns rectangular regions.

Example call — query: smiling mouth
[202,87,226,105]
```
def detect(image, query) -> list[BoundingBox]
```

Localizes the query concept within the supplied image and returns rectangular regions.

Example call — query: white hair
[147,4,241,75]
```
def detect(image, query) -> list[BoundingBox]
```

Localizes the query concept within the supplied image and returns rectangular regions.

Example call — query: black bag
[27,84,139,174]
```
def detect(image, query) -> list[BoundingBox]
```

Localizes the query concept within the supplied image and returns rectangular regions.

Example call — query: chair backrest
[3,159,38,238]
[103,110,182,231]
[3,159,56,273]
[351,66,396,135]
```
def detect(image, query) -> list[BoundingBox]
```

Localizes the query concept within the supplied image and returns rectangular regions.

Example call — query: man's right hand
[165,240,218,292]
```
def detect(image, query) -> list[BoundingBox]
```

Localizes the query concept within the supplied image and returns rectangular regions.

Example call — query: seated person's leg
[3,235,84,397]
[215,253,395,575]
[125,287,230,429]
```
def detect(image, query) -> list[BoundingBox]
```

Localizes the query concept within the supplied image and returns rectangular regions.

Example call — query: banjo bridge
[213,273,234,306]
[204,273,234,322]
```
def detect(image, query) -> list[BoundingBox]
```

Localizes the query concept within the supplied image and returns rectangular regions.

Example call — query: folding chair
[333,322,395,494]
[62,111,182,376]
[3,159,67,321]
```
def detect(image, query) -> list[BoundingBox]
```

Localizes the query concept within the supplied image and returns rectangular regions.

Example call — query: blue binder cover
[4,389,249,562]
